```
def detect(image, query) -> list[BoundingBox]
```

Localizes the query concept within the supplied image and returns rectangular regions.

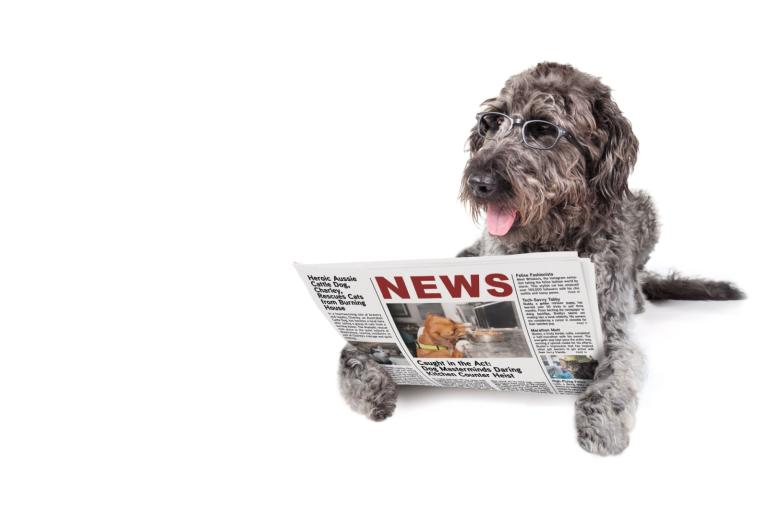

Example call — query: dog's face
[423,314,465,343]
[460,62,638,240]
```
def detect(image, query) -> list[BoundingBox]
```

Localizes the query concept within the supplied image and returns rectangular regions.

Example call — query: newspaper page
[295,252,603,395]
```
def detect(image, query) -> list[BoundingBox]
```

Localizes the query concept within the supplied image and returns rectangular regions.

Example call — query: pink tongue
[486,204,518,236]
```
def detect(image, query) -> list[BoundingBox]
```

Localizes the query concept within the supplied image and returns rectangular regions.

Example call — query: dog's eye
[523,120,560,149]
[478,113,506,137]
[527,121,557,137]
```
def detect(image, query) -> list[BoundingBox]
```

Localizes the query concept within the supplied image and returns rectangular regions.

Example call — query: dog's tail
[640,271,745,301]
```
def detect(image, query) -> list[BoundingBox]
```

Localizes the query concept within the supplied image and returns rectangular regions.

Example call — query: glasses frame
[475,112,578,150]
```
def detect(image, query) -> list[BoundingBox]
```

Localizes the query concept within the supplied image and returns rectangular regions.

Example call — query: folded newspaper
[295,252,603,395]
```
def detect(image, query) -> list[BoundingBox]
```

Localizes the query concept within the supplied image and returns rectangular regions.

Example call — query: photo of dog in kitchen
[541,355,598,380]
[386,301,532,359]
[347,341,409,366]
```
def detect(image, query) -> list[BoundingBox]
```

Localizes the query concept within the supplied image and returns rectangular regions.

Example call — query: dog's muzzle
[467,173,499,199]
[465,162,519,237]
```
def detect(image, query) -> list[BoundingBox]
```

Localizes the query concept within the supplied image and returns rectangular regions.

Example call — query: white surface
[1,1,766,511]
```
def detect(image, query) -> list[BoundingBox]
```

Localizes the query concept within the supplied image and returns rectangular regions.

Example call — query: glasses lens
[477,113,508,139]
[523,121,560,149]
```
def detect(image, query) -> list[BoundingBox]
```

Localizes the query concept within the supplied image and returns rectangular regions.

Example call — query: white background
[1,1,766,511]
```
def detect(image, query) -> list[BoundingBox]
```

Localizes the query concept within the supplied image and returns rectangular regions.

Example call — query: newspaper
[295,252,603,395]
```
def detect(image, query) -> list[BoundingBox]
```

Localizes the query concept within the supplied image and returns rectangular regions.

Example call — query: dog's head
[460,63,638,240]
[423,314,465,343]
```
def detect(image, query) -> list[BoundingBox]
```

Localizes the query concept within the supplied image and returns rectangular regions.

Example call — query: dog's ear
[589,91,638,206]
[468,126,484,154]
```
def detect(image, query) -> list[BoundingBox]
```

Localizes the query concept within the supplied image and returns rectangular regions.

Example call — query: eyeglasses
[475,112,577,150]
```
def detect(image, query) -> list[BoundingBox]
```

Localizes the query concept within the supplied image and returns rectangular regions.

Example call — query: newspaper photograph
[295,252,603,395]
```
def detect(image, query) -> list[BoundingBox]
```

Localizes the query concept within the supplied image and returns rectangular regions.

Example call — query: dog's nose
[468,173,498,198]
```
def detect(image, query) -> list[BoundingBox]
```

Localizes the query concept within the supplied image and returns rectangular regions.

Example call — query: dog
[416,314,466,358]
[338,63,744,453]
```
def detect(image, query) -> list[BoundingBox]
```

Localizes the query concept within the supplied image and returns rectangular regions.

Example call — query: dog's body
[338,63,743,454]
[416,314,465,358]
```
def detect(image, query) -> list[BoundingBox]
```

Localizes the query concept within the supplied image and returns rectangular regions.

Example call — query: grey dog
[338,63,743,455]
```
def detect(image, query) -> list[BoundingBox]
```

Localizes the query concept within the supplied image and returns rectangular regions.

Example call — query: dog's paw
[359,375,398,422]
[352,382,397,423]
[367,397,396,422]
[575,388,635,456]
[339,346,399,421]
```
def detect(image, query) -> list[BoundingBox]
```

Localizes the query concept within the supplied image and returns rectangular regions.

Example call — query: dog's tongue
[486,204,518,236]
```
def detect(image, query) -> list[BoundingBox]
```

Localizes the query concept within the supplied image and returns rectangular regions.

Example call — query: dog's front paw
[339,346,398,422]
[345,370,398,422]
[575,386,637,455]
[367,395,397,422]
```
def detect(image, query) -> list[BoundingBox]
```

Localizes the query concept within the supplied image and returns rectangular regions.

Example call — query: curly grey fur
[339,345,398,421]
[338,62,744,455]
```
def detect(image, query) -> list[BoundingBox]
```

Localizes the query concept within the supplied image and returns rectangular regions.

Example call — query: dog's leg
[576,259,645,455]
[631,191,658,314]
[339,344,398,421]
[633,268,646,313]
